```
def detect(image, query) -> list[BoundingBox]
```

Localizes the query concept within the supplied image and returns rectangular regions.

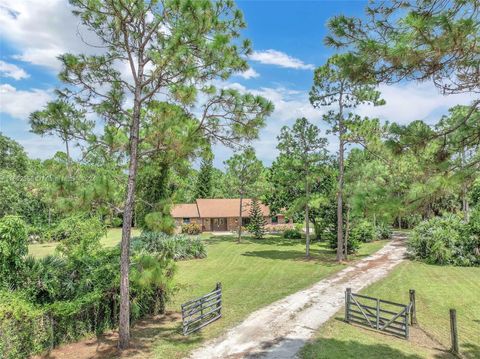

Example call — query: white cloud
[0,0,98,70]
[17,136,66,159]
[0,60,29,80]
[211,83,330,166]
[250,49,314,70]
[236,68,260,79]
[357,82,475,124]
[0,84,51,119]
[212,81,477,167]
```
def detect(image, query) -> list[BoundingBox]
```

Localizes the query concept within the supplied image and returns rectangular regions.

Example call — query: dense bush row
[264,224,294,233]
[131,231,206,260]
[408,211,480,266]
[0,215,201,359]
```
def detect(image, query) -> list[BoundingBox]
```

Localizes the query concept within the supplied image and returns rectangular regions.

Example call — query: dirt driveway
[188,234,407,359]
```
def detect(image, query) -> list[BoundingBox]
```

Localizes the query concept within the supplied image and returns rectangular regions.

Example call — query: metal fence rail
[182,283,222,335]
[345,288,411,339]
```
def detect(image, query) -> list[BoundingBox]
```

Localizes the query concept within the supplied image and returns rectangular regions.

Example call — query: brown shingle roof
[171,199,270,218]
[171,203,199,218]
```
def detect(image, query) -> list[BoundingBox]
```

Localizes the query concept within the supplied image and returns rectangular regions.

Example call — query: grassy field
[28,227,141,258]
[300,261,480,359]
[143,235,387,358]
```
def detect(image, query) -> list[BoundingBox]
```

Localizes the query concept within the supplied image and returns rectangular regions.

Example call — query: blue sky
[0,0,474,168]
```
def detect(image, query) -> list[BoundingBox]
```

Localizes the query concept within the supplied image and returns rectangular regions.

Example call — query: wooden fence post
[409,289,417,325]
[376,298,380,330]
[450,309,459,355]
[345,288,351,323]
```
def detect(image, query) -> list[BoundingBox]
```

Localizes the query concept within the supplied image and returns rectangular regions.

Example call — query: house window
[183,218,190,224]
[271,216,278,224]
[242,217,250,226]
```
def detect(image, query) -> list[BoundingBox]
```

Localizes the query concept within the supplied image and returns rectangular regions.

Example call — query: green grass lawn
[147,236,387,358]
[28,227,141,258]
[300,261,480,359]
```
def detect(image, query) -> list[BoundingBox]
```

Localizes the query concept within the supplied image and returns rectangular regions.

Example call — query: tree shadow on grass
[241,248,338,264]
[299,337,436,359]
[329,317,456,359]
[203,234,304,247]
[38,312,202,359]
[462,343,480,359]
[241,335,452,359]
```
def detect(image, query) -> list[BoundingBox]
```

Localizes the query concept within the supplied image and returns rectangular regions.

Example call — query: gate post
[345,288,351,323]
[376,298,380,330]
[409,289,417,325]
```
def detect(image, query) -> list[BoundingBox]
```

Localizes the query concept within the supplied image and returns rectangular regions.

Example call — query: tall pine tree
[195,156,213,199]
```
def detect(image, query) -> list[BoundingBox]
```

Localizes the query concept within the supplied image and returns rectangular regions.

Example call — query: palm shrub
[247,198,267,239]
[3,246,177,357]
[408,213,479,266]
[131,232,206,260]
[130,253,177,315]
[0,216,183,358]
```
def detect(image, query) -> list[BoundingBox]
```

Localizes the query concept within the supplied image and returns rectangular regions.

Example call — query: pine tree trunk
[336,132,345,262]
[65,137,72,178]
[461,147,470,221]
[118,78,142,349]
[305,165,310,258]
[336,88,345,262]
[238,193,243,243]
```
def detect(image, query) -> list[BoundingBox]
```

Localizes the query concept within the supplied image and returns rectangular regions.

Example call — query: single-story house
[171,198,287,232]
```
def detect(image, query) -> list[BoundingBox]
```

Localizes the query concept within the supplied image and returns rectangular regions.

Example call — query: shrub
[0,291,50,359]
[110,217,123,228]
[231,225,248,235]
[1,241,178,358]
[47,214,104,241]
[283,228,302,239]
[131,231,206,260]
[264,224,294,233]
[181,223,202,235]
[350,220,376,243]
[54,215,105,256]
[0,215,28,288]
[376,223,393,240]
[130,253,177,315]
[408,214,479,266]
[327,231,361,254]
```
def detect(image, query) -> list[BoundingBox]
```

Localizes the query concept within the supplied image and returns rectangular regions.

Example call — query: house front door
[211,218,227,231]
